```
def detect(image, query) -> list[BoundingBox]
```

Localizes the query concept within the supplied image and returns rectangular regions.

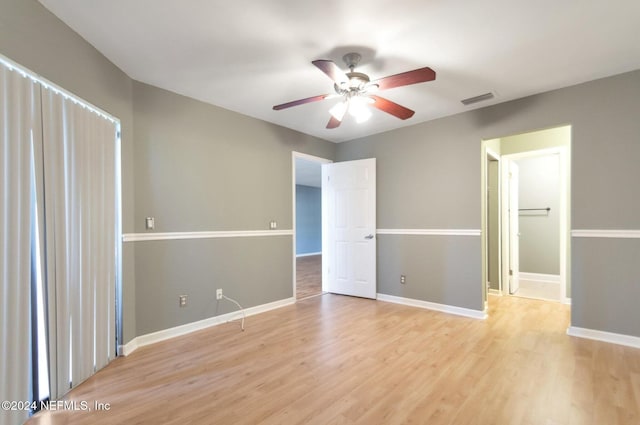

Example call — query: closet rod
[518,207,550,212]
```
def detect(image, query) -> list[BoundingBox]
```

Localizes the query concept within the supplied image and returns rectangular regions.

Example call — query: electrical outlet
[179,295,187,307]
[216,289,223,300]
[400,275,406,284]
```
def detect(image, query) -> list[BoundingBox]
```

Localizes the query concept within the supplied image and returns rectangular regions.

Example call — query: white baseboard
[487,288,570,305]
[119,339,138,356]
[118,297,295,356]
[519,272,560,283]
[567,326,640,349]
[377,293,487,319]
[296,252,321,258]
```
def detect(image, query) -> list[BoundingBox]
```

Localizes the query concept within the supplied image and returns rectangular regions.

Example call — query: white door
[508,161,520,295]
[322,158,376,299]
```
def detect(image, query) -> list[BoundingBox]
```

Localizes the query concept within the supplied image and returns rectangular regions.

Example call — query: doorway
[292,154,378,301]
[482,125,571,306]
[293,152,331,300]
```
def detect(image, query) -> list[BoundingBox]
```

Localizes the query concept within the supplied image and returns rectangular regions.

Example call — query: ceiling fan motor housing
[342,52,362,70]
[335,71,371,95]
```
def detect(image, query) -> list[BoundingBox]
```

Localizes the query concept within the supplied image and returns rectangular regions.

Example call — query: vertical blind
[0,59,40,425]
[0,55,120,423]
[42,89,118,399]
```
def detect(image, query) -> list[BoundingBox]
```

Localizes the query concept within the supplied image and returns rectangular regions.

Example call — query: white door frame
[483,147,502,303]
[500,147,569,303]
[504,160,520,295]
[292,152,332,299]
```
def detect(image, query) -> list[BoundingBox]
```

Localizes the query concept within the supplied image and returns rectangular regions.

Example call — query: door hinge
[509,269,513,276]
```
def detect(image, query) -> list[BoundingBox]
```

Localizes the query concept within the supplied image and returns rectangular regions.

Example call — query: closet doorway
[482,126,571,305]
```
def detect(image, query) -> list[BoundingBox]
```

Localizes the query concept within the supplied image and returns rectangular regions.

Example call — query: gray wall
[487,160,499,290]
[572,238,640,336]
[377,235,481,309]
[132,81,335,336]
[135,237,293,336]
[516,155,560,275]
[336,112,485,311]
[131,81,334,233]
[295,185,322,255]
[338,69,640,337]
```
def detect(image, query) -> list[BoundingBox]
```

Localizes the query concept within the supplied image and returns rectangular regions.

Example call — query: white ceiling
[39,0,640,143]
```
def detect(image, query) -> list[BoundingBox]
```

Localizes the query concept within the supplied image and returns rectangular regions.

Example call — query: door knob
[364,234,375,240]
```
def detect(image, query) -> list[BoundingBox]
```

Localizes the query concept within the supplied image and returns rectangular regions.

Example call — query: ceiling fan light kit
[349,96,374,123]
[329,101,348,121]
[329,92,375,123]
[273,52,436,129]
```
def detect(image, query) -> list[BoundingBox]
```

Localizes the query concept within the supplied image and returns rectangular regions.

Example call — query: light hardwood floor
[28,295,640,425]
[296,254,322,299]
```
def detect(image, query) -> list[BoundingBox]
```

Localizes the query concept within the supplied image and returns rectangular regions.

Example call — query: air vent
[461,92,495,106]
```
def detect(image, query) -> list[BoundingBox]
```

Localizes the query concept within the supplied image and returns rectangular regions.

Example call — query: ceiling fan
[273,52,436,129]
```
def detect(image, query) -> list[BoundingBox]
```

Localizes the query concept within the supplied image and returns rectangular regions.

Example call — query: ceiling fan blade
[370,95,415,120]
[312,60,349,84]
[326,116,342,129]
[373,67,436,91]
[273,94,329,110]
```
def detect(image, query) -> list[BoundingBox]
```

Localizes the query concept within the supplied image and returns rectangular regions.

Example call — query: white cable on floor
[221,294,245,331]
